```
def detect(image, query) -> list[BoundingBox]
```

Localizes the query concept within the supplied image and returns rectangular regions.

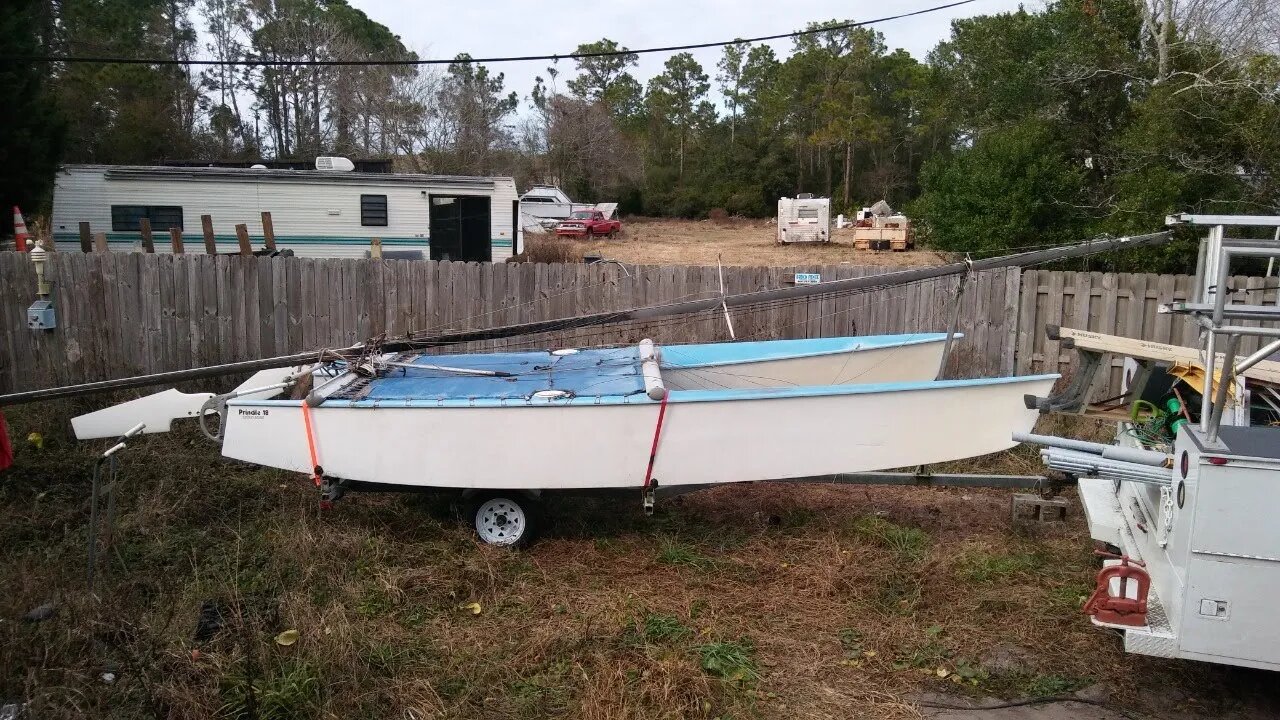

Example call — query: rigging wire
[420,277,932,352]
[409,263,971,351]
[404,265,725,342]
[418,272,944,358]
[4,1,978,67]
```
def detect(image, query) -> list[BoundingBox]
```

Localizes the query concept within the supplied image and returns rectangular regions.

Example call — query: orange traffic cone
[12,206,31,252]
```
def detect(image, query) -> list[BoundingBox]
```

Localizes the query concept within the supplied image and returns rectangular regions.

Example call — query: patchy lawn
[1,405,1275,719]
[538,217,953,268]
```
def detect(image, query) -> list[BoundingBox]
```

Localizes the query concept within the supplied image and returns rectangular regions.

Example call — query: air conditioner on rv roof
[316,156,355,172]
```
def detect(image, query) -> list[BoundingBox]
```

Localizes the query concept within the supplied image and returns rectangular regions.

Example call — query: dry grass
[0,402,1274,719]
[509,235,582,264]
[544,217,954,268]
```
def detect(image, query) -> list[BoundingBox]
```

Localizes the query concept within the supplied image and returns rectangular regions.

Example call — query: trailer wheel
[469,493,539,548]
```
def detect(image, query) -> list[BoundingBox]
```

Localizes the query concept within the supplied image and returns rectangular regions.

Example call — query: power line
[1,0,977,67]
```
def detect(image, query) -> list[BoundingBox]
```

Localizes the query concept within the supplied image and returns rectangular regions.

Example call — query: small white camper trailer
[50,162,522,261]
[777,195,830,244]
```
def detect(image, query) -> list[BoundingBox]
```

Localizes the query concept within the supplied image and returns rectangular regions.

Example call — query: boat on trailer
[11,231,1172,547]
[72,334,1057,545]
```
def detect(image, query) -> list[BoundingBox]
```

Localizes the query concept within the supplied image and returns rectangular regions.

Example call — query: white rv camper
[777,195,831,244]
[50,163,522,261]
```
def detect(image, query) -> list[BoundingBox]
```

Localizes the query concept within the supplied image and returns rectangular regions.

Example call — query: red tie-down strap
[0,410,12,472]
[642,393,670,491]
[299,402,323,487]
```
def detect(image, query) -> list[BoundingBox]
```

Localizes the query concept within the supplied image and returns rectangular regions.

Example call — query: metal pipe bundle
[1015,432,1173,486]
[1039,448,1173,486]
[1014,432,1172,467]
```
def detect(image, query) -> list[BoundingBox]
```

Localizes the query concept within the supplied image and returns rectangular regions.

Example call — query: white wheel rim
[475,498,526,546]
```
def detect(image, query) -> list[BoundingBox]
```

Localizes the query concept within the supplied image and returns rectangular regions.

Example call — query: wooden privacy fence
[1017,269,1280,394]
[0,252,1275,397]
[0,253,1017,394]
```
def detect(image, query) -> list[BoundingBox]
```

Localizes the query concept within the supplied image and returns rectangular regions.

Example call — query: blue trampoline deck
[336,347,647,402]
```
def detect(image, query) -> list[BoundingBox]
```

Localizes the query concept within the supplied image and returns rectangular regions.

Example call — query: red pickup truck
[555,210,621,239]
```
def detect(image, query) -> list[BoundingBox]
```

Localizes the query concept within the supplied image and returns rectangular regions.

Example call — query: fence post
[235,224,252,256]
[170,227,184,254]
[261,211,276,251]
[92,232,108,253]
[139,217,154,253]
[201,214,216,255]
[78,222,92,253]
[370,237,382,259]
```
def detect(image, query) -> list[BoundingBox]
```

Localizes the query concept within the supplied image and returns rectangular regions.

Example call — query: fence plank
[300,258,316,351]
[0,257,13,391]
[139,218,154,254]
[1042,271,1065,375]
[256,258,274,357]
[78,222,92,253]
[261,212,277,251]
[185,254,202,369]
[1153,273,1176,344]
[1001,269,1020,376]
[202,215,217,255]
[1125,273,1148,339]
[285,257,302,352]
[120,253,143,375]
[241,255,259,359]
[3,257,26,389]
[75,254,99,381]
[235,224,253,257]
[218,256,236,361]
[311,260,329,349]
[47,257,74,387]
[159,254,176,373]
[270,258,287,356]
[203,255,220,368]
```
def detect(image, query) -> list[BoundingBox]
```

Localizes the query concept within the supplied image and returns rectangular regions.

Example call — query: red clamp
[1083,551,1150,627]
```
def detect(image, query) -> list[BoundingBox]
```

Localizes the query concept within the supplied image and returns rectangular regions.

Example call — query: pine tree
[0,0,65,238]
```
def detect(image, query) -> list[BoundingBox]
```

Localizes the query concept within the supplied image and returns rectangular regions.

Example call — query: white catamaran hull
[660,335,950,389]
[221,374,1056,490]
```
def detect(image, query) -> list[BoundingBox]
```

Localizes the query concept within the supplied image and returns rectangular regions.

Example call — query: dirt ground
[3,405,1280,719]
[569,216,953,268]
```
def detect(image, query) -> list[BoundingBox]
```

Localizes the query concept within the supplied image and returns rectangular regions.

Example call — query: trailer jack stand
[642,483,657,516]
[320,477,345,504]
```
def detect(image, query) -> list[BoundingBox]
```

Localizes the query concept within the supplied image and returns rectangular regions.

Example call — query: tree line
[2,0,1278,269]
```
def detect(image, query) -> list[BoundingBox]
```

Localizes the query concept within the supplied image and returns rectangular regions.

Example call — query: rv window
[523,197,552,203]
[111,205,184,231]
[361,194,388,226]
[797,207,820,219]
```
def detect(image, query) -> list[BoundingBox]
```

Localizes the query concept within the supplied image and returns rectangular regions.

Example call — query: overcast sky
[349,0,1032,110]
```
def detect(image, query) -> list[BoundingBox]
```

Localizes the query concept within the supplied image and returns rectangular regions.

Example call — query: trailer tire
[469,492,540,548]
